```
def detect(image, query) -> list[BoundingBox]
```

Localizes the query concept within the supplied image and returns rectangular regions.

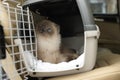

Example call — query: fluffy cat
[35,20,78,64]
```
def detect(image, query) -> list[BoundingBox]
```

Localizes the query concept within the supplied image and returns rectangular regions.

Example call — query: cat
[35,20,79,64]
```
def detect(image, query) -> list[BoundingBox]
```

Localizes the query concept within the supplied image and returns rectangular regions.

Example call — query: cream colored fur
[37,32,66,63]
[37,34,60,53]
[36,20,79,63]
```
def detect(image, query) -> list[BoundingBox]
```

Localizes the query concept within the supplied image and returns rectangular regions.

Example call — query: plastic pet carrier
[22,0,100,77]
[0,0,35,79]
[0,0,100,79]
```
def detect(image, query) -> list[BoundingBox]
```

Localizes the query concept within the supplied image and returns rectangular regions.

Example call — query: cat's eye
[47,28,52,32]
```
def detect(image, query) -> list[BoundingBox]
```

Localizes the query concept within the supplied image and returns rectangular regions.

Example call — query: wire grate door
[0,0,37,80]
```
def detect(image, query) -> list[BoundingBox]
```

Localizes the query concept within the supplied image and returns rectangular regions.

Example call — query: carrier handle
[0,25,6,59]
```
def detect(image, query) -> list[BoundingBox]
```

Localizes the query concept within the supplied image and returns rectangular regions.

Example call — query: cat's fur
[35,20,78,64]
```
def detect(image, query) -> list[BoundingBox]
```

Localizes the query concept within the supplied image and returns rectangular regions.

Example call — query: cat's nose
[42,28,45,32]
[40,28,45,33]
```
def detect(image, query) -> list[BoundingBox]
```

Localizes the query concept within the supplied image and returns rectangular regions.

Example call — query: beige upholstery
[47,49,120,80]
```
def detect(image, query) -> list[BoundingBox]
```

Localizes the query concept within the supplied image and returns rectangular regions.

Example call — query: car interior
[0,0,120,80]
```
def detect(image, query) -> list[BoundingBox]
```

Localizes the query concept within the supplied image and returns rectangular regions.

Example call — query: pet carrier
[0,0,100,79]
[0,0,36,79]
[22,0,100,77]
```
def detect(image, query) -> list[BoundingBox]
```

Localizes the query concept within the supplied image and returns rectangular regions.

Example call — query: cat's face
[36,20,60,37]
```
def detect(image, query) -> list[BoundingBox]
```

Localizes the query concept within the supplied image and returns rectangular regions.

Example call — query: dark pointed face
[36,20,60,37]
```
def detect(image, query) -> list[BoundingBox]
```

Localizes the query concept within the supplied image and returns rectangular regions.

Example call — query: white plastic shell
[15,25,100,77]
[20,0,100,77]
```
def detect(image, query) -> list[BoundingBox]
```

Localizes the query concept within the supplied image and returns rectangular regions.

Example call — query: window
[89,0,118,14]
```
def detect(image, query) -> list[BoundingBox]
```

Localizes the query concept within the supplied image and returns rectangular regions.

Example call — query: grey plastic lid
[23,0,62,6]
[76,0,96,31]
[23,0,97,31]
[23,0,43,6]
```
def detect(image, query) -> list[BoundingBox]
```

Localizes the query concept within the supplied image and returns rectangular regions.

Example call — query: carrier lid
[23,0,97,31]
[23,0,71,7]
[23,0,79,16]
